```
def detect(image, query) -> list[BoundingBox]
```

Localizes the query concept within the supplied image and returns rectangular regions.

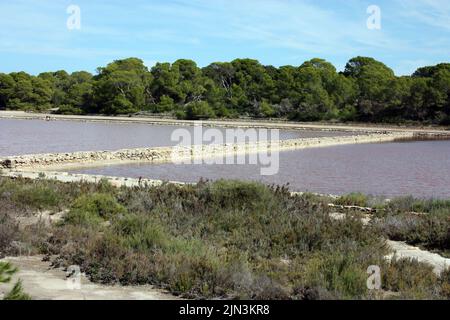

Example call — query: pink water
[0,118,353,156]
[68,140,450,198]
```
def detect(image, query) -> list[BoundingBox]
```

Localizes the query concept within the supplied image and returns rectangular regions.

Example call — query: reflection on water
[68,140,450,199]
[0,118,354,156]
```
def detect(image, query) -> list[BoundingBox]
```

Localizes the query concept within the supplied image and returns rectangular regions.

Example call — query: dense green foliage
[1,57,449,123]
[1,177,449,299]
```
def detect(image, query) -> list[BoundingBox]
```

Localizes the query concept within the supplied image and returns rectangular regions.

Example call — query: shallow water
[68,140,450,199]
[0,118,353,156]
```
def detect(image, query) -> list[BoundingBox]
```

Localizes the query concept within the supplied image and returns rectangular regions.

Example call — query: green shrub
[116,216,170,251]
[384,197,450,215]
[185,101,216,120]
[440,268,450,298]
[0,261,16,283]
[55,104,84,115]
[3,280,31,300]
[335,193,368,207]
[12,185,61,210]
[212,103,233,118]
[205,180,276,210]
[375,212,449,254]
[300,252,369,299]
[175,110,186,119]
[260,100,276,118]
[383,258,440,299]
[64,193,126,226]
[155,95,175,113]
[0,212,19,254]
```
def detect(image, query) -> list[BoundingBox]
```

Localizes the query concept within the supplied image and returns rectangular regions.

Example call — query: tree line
[0,56,449,124]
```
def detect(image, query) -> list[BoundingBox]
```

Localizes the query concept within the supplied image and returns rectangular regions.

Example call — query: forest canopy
[0,57,449,124]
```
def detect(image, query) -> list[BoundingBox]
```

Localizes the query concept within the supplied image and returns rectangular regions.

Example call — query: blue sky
[0,0,449,75]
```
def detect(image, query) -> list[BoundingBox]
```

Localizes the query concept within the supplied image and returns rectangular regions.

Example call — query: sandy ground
[385,241,450,275]
[0,256,177,300]
[1,170,186,188]
[1,110,449,133]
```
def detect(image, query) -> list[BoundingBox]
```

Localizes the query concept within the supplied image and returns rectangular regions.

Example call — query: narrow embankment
[1,132,414,170]
[1,110,450,134]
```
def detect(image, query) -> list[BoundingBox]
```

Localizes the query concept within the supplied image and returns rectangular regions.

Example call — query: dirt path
[329,211,450,275]
[1,110,449,134]
[385,241,450,275]
[0,256,177,300]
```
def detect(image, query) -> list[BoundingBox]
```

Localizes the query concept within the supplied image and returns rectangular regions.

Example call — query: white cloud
[396,0,450,30]
[180,0,412,56]
[0,0,448,74]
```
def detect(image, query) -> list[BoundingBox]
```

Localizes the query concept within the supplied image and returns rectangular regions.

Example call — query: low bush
[0,178,69,210]
[298,252,370,299]
[440,268,450,298]
[384,197,450,215]
[13,185,61,210]
[373,195,450,256]
[64,193,127,226]
[0,212,19,257]
[382,258,440,299]
[335,193,368,207]
[185,101,216,120]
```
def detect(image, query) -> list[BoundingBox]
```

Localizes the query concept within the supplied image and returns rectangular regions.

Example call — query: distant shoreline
[1,110,449,134]
[3,110,449,172]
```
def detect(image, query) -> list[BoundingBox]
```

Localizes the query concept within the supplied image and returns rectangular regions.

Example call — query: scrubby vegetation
[1,57,449,124]
[335,193,369,207]
[0,177,449,299]
[374,198,450,258]
[330,192,450,258]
